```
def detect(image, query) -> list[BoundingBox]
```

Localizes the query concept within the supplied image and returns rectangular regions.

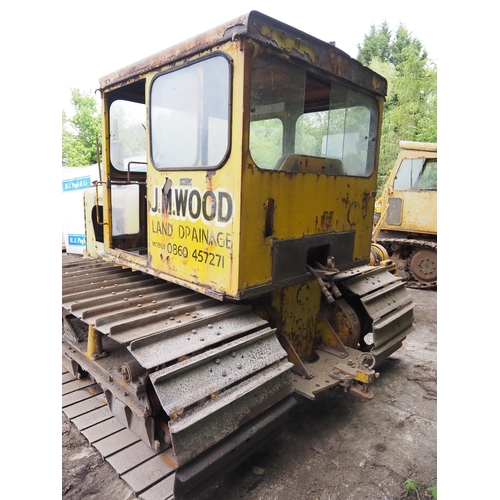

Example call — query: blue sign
[68,234,86,246]
[62,176,92,192]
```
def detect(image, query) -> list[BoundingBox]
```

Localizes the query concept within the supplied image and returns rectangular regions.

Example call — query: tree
[357,23,437,193]
[357,21,392,66]
[357,21,427,67]
[390,24,427,67]
[62,89,102,167]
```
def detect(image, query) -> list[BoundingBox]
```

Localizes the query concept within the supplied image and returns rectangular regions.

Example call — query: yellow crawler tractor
[62,12,415,500]
[372,141,437,288]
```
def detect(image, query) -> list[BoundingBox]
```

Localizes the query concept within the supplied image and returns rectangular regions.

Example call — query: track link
[62,367,176,499]
[62,257,294,500]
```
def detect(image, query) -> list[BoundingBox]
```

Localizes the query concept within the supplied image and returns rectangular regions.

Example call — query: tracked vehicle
[62,11,415,500]
[372,141,437,288]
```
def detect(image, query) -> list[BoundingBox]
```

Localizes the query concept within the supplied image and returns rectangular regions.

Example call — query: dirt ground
[62,287,437,500]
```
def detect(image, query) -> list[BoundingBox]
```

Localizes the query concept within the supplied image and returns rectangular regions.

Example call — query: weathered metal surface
[167,363,293,465]
[149,328,285,415]
[375,238,437,289]
[121,453,176,496]
[61,381,102,407]
[272,231,356,283]
[63,259,232,344]
[173,395,296,500]
[63,257,295,495]
[268,281,322,360]
[98,12,386,96]
[339,267,415,364]
[141,322,294,467]
[408,248,437,284]
[129,307,268,368]
[63,368,175,500]
[291,348,343,399]
[62,336,152,416]
[93,428,141,458]
[106,439,169,476]
[339,266,400,296]
[290,347,375,400]
[81,417,125,444]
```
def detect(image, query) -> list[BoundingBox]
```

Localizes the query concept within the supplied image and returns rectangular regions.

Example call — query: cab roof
[98,11,387,97]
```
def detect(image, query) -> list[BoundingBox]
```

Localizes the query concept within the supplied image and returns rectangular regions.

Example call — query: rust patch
[362,190,375,217]
[254,22,316,65]
[163,178,172,210]
[264,198,275,237]
[160,452,178,469]
[320,211,334,231]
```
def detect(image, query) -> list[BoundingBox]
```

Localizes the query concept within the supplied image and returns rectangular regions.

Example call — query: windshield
[249,53,379,176]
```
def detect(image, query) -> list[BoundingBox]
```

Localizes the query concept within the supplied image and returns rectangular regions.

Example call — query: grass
[404,478,437,499]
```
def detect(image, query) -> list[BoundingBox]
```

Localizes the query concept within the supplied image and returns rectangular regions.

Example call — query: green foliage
[405,478,421,493]
[357,21,392,66]
[62,89,102,167]
[357,22,427,67]
[357,22,437,195]
[390,24,427,67]
[426,486,437,499]
[404,478,437,499]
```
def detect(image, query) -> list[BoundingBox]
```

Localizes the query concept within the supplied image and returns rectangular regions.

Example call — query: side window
[394,158,437,190]
[249,118,283,169]
[109,100,147,172]
[420,160,437,190]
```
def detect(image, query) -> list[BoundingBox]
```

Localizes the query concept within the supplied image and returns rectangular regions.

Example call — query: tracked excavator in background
[62,11,415,500]
[371,141,437,288]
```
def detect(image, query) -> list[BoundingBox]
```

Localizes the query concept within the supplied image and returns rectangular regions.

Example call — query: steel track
[62,366,176,499]
[62,257,293,500]
[377,238,437,289]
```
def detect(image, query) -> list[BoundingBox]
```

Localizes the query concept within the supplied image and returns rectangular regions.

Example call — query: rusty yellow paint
[93,12,386,301]
[379,141,437,235]
[316,299,360,350]
[316,317,346,353]
[267,282,322,359]
[238,158,379,291]
[348,368,374,384]
[387,191,437,233]
[86,325,104,360]
[144,44,244,298]
[257,23,317,63]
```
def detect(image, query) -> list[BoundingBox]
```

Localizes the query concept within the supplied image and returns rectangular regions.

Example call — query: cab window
[150,56,230,169]
[249,52,379,176]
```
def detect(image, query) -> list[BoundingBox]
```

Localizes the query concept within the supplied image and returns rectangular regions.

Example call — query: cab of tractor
[84,11,387,304]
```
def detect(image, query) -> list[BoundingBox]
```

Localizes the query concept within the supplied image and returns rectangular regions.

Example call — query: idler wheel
[408,248,437,284]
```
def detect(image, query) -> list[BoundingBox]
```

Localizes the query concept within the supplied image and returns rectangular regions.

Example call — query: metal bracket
[278,334,313,379]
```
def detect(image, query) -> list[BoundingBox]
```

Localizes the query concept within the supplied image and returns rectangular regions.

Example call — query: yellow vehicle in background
[62,12,415,500]
[372,141,437,288]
